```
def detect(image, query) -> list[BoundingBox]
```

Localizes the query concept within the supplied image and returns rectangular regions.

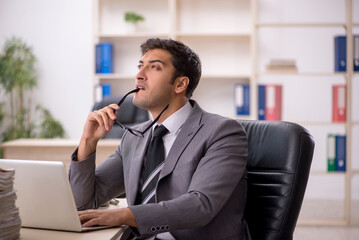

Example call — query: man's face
[133,49,175,112]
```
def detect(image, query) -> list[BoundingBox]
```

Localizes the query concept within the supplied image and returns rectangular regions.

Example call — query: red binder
[332,85,346,122]
[265,84,282,121]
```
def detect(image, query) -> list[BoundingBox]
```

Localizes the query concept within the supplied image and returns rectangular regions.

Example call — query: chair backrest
[238,120,314,240]
[92,96,149,138]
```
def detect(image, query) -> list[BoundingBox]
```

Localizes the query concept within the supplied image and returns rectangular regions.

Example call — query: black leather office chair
[238,120,314,240]
[92,96,149,138]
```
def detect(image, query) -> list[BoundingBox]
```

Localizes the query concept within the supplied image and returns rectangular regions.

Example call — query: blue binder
[334,36,346,72]
[95,45,102,73]
[354,35,359,71]
[234,84,250,115]
[102,84,111,98]
[258,85,266,120]
[335,135,346,172]
[96,42,113,74]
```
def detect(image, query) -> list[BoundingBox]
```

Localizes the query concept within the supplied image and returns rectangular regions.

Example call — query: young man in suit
[69,38,251,239]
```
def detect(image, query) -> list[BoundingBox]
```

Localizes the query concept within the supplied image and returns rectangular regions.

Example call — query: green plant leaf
[124,12,145,23]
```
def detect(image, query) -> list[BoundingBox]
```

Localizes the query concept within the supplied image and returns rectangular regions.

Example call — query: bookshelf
[92,0,254,119]
[254,0,358,226]
[92,0,358,226]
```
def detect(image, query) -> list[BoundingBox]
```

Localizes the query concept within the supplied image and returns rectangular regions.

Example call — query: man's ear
[174,76,189,94]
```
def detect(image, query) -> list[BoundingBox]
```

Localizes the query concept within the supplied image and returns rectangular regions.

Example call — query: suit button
[151,227,156,232]
[165,225,170,230]
[156,226,161,231]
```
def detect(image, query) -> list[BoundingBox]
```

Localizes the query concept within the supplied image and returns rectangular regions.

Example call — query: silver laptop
[0,159,111,232]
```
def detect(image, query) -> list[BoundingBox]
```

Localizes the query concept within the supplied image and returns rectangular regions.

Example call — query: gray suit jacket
[69,100,250,239]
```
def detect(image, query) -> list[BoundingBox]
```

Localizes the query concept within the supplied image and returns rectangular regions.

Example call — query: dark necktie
[138,125,168,204]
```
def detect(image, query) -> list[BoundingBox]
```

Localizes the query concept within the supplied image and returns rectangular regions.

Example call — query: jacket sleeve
[68,146,125,210]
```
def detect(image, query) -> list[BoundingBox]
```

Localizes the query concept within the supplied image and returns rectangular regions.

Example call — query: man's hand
[77,104,120,161]
[78,208,138,228]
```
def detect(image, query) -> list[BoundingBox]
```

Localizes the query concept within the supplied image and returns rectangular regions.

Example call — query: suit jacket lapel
[160,101,204,180]
[127,124,152,205]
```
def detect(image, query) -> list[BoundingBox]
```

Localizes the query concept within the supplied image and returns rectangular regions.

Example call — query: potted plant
[124,11,145,33]
[0,36,66,146]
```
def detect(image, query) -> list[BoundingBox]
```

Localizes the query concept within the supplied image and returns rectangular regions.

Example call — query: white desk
[1,138,121,170]
[18,199,128,240]
[20,227,123,240]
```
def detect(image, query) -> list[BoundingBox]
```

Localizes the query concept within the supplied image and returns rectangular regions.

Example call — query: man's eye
[137,65,143,70]
[152,65,160,70]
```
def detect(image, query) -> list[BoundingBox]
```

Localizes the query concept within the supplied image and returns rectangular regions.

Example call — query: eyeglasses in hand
[112,88,169,138]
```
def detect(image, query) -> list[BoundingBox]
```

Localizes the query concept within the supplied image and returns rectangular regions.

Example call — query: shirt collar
[153,101,192,134]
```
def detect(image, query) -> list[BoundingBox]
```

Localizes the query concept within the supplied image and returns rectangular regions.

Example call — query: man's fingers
[91,109,111,131]
[98,109,112,131]
[78,209,93,217]
[90,111,106,130]
[106,104,119,120]
[81,217,99,227]
[109,103,120,112]
[77,209,134,227]
[89,104,119,131]
[79,212,99,227]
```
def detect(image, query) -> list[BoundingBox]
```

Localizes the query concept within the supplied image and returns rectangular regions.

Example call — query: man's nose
[136,66,146,80]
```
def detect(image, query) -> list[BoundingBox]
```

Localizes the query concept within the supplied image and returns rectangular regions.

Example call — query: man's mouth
[136,85,145,91]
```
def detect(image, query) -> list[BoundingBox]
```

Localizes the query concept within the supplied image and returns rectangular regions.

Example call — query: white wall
[0,0,93,139]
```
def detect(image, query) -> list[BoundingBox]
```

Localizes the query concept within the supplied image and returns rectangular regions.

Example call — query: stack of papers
[0,168,21,240]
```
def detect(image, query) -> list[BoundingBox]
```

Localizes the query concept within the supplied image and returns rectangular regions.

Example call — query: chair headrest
[92,96,148,124]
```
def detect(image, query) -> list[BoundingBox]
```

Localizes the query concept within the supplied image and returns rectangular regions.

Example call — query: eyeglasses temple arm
[117,88,140,106]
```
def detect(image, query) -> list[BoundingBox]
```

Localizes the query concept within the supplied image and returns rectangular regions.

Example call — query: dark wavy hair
[140,38,201,99]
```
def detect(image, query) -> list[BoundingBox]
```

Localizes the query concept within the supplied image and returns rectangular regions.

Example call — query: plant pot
[126,22,138,33]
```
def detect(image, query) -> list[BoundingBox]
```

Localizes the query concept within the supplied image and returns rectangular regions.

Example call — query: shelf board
[256,72,346,77]
[309,170,346,176]
[95,32,254,39]
[297,218,348,226]
[232,116,255,121]
[201,74,252,79]
[94,73,252,80]
[288,121,346,126]
[94,33,170,39]
[176,32,252,38]
[256,23,346,28]
[94,73,134,80]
